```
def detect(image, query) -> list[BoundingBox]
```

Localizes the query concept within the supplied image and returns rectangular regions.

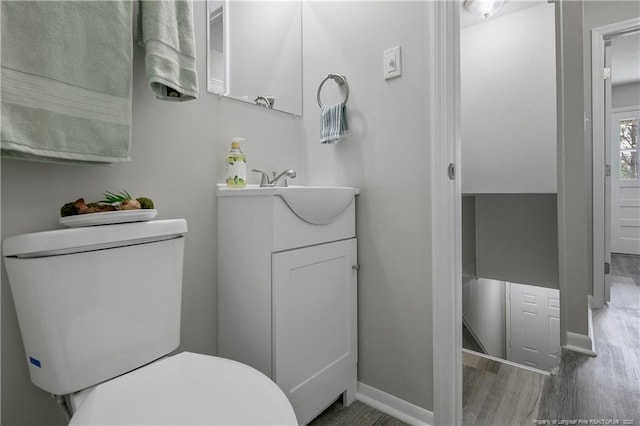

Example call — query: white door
[272,238,357,409]
[507,283,560,371]
[611,108,640,255]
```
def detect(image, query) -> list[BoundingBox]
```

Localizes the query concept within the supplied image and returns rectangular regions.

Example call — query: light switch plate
[383,46,402,80]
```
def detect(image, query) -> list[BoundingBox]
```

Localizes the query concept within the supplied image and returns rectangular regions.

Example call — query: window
[619,118,638,180]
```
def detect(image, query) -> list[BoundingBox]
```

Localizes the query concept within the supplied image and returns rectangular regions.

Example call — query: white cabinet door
[272,239,357,409]
[507,283,560,371]
[611,109,640,255]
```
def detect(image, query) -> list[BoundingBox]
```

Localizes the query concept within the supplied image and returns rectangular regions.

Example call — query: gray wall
[462,194,559,289]
[462,196,476,277]
[475,194,559,289]
[1,1,436,423]
[1,2,304,424]
[462,277,506,358]
[301,1,433,410]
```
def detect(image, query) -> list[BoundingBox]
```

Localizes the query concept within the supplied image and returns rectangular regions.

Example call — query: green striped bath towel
[138,0,198,101]
[1,1,133,163]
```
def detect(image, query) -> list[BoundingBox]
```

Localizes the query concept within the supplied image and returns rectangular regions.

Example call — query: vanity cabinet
[216,185,358,425]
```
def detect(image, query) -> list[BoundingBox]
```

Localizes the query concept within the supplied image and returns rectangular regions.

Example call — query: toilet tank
[2,219,188,395]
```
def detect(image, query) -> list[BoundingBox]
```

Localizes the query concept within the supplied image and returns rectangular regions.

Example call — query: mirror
[207,0,302,116]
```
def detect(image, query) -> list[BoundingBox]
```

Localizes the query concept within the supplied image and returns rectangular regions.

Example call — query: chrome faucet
[254,96,275,109]
[272,169,296,186]
[252,169,297,187]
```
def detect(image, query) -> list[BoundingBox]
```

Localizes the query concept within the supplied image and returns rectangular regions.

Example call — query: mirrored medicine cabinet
[207,0,303,116]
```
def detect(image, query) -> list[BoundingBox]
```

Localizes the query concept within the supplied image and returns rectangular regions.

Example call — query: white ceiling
[610,32,640,86]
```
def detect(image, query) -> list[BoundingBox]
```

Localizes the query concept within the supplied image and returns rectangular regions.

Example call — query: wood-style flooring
[463,253,640,426]
[309,400,406,426]
[537,253,640,423]
[463,351,547,425]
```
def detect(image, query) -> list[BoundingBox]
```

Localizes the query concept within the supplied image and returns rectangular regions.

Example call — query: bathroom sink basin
[216,184,359,225]
[275,186,358,225]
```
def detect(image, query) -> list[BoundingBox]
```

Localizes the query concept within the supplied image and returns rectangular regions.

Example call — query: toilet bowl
[2,219,297,425]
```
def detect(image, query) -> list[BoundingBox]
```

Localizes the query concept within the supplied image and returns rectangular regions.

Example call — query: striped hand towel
[320,103,349,144]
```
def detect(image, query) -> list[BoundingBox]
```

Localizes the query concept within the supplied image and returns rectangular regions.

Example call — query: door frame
[430,1,461,425]
[591,18,640,309]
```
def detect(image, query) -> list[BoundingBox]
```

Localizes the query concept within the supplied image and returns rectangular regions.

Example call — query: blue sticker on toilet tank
[29,356,41,368]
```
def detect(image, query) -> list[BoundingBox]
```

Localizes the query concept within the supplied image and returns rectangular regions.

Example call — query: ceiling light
[463,0,507,19]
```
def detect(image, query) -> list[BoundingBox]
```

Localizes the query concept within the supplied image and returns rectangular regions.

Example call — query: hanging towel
[138,0,198,101]
[0,2,133,163]
[320,103,349,144]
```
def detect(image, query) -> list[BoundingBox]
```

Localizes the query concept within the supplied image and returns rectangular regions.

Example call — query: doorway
[433,3,640,426]
[592,19,640,308]
[459,0,559,373]
[610,107,640,255]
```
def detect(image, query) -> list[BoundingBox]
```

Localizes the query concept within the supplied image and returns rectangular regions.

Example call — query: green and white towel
[320,103,349,144]
[138,0,199,101]
[1,1,133,163]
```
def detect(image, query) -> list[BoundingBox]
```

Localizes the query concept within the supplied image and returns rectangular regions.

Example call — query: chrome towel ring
[317,73,349,108]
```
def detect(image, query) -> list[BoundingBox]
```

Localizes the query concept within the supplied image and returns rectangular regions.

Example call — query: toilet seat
[69,352,297,425]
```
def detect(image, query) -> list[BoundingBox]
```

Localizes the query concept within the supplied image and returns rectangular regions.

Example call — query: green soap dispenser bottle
[226,137,247,188]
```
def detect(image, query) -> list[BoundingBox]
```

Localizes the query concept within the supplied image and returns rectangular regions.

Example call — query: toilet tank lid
[3,219,188,258]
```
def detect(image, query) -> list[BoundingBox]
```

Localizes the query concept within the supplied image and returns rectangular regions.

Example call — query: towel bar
[317,73,349,108]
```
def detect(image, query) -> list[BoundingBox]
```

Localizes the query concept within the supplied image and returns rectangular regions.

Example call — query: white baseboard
[356,382,434,426]
[564,332,597,357]
[563,305,597,357]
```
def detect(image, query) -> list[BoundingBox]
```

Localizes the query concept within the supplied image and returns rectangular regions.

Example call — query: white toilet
[3,219,297,425]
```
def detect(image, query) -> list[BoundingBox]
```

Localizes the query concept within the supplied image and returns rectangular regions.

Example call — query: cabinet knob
[352,264,360,271]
